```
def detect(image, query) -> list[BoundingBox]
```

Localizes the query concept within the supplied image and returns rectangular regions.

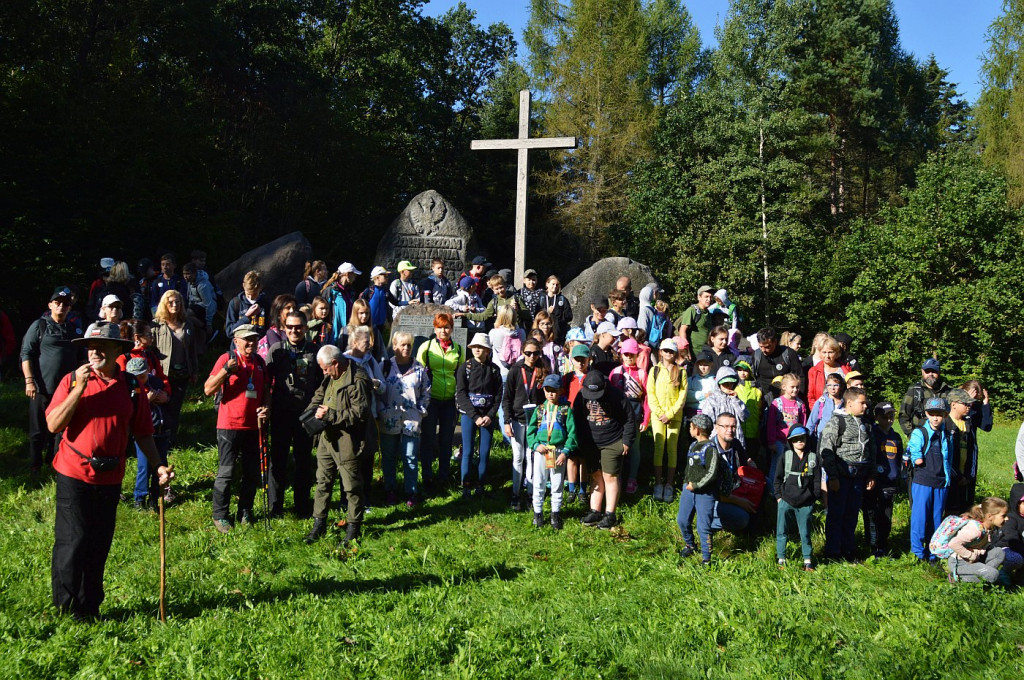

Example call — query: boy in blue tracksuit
[905,397,956,561]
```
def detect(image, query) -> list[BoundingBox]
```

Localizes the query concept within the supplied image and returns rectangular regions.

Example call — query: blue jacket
[905,420,955,488]
[361,285,390,328]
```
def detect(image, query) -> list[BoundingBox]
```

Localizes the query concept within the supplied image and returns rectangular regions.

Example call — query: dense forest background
[4,0,1024,409]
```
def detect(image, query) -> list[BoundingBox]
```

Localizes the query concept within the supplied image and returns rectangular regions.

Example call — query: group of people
[18,253,1024,620]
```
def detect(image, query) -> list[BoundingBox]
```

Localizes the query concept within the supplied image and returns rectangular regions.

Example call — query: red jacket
[806,361,850,407]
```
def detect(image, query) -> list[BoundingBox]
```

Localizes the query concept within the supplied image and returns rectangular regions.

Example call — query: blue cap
[542,374,563,390]
[787,425,810,440]
[922,358,941,372]
[924,397,949,413]
[565,327,588,342]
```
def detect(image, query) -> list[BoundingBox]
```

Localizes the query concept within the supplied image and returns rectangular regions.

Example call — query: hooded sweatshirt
[701,368,749,445]
[991,483,1024,557]
[637,283,658,337]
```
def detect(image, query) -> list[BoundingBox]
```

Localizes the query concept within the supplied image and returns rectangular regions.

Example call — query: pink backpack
[500,333,523,366]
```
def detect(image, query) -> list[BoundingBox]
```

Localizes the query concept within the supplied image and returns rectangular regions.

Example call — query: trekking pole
[258,419,271,530]
[158,494,167,623]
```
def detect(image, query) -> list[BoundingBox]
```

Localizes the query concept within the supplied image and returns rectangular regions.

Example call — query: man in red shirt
[204,324,270,532]
[46,321,172,620]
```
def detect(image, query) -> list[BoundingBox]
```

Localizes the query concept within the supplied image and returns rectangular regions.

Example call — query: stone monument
[215,231,312,302]
[374,190,477,277]
[390,303,469,357]
[562,257,658,324]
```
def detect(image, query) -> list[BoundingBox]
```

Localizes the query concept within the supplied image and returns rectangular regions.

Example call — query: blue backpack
[649,314,668,347]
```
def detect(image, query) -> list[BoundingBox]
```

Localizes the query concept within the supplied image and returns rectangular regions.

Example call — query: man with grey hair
[303,343,372,546]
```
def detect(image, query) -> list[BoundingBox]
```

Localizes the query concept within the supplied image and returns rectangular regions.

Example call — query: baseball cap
[873,401,895,414]
[523,268,538,278]
[338,262,361,275]
[716,366,739,384]
[834,332,853,346]
[566,327,588,343]
[787,425,810,440]
[50,286,74,302]
[844,370,863,383]
[595,321,621,337]
[125,357,150,376]
[370,265,390,278]
[695,349,714,364]
[232,324,260,340]
[580,370,607,400]
[735,360,752,372]
[922,358,941,372]
[471,256,491,267]
[697,285,714,296]
[689,414,713,433]
[542,374,563,390]
[659,339,678,353]
[396,260,416,272]
[101,294,122,307]
[619,338,640,355]
[616,317,638,331]
[948,388,976,405]
[458,276,475,290]
[924,397,949,413]
[571,344,591,359]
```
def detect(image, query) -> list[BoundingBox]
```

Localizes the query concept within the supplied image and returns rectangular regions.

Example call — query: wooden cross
[471,90,576,287]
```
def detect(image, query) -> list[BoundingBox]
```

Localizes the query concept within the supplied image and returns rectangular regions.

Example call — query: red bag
[731,466,766,508]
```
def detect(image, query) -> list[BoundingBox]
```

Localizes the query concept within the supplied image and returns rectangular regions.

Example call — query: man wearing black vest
[751,327,804,395]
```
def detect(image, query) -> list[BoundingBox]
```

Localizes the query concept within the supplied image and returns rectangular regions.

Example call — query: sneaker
[777,558,787,570]
[133,499,147,511]
[947,570,959,584]
[550,512,564,531]
[405,495,420,509]
[653,483,664,501]
[661,485,674,503]
[237,509,254,527]
[625,478,639,495]
[597,512,617,530]
[510,495,522,512]
[580,510,604,526]
[462,485,472,499]
[803,560,815,572]
[213,518,232,534]
[701,559,712,568]
[533,512,544,528]
[679,545,696,558]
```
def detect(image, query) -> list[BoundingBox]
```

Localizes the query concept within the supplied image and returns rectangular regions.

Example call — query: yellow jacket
[647,363,686,422]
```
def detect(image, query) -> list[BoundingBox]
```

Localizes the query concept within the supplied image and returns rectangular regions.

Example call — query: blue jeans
[910,483,949,559]
[677,487,716,560]
[380,433,420,496]
[461,414,494,486]
[711,500,751,532]
[133,435,169,502]
[824,475,865,558]
[420,398,456,484]
[776,499,814,561]
[1003,548,1024,573]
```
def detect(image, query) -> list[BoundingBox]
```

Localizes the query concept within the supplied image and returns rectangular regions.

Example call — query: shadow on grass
[100,563,525,622]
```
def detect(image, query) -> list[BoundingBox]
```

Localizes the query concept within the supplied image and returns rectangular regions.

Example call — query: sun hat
[468,333,492,350]
[73,321,133,347]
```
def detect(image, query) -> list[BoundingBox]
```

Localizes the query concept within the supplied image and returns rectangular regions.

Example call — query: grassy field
[1,377,1024,679]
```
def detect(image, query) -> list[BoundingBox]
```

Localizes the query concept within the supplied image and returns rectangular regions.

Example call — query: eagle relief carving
[406,193,448,236]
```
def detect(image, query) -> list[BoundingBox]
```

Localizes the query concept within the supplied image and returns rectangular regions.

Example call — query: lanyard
[543,403,559,444]
[521,366,538,393]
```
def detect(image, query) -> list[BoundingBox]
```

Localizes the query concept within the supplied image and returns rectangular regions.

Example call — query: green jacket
[466,293,530,328]
[308,358,372,444]
[416,337,464,401]
[527,401,577,453]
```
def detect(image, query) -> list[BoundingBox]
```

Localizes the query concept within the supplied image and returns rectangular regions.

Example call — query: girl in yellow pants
[647,339,686,502]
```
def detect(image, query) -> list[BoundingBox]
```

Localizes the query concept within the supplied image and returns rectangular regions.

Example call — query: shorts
[584,439,624,477]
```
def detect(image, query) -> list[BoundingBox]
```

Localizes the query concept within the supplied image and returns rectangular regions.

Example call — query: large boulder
[562,257,658,324]
[215,231,313,302]
[374,190,480,277]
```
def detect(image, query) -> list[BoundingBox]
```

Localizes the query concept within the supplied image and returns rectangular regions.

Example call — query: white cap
[616,316,638,330]
[370,265,390,278]
[595,321,621,337]
[101,294,122,307]
[338,262,362,275]
[100,257,115,270]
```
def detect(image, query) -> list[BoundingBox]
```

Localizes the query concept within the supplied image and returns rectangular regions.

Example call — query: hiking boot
[625,478,638,495]
[533,512,544,528]
[550,512,564,531]
[597,512,617,530]
[213,518,233,534]
[777,558,787,570]
[342,522,361,548]
[580,510,604,527]
[510,495,523,512]
[680,545,696,558]
[304,518,327,544]
[462,485,472,499]
[237,509,254,527]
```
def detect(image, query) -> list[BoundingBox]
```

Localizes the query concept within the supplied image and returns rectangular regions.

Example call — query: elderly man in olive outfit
[304,344,372,547]
[265,310,322,517]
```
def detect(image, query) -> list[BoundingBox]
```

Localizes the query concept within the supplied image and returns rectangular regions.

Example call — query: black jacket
[266,339,323,413]
[774,447,822,508]
[572,383,637,450]
[501,359,546,424]
[992,483,1024,556]
[455,357,503,419]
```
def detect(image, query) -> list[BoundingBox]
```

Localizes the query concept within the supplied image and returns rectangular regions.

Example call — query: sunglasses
[523,351,540,357]
[285,324,305,330]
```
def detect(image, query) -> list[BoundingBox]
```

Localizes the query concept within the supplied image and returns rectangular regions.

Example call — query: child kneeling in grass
[527,374,578,530]
[677,414,720,565]
[930,497,1008,584]
[774,426,820,571]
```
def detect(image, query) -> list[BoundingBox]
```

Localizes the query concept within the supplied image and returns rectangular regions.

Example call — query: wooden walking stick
[158,494,166,623]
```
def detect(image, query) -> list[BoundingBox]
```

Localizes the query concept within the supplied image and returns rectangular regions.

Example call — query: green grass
[1,379,1023,679]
